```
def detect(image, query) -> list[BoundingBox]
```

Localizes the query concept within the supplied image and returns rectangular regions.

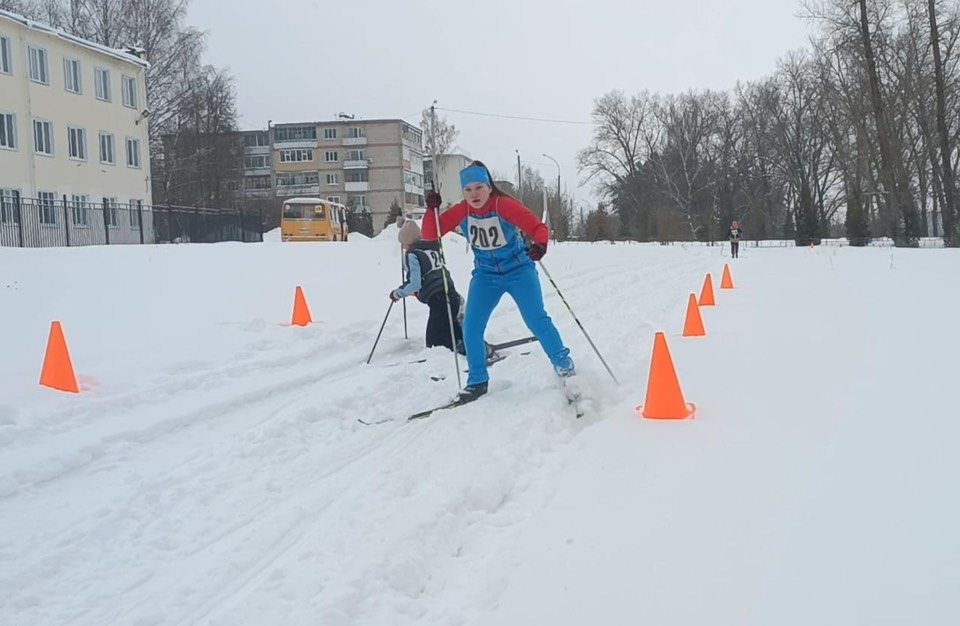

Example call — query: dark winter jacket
[728,227,743,241]
[396,240,454,303]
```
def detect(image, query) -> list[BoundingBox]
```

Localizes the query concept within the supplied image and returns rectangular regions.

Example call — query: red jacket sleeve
[497,197,549,245]
[420,202,467,241]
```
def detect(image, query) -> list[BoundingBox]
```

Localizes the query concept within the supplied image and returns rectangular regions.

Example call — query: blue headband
[460,165,491,188]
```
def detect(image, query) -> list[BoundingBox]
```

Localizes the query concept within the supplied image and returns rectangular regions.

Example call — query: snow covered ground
[2,230,959,625]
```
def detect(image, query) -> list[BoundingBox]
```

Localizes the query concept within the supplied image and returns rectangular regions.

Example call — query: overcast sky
[187,0,814,208]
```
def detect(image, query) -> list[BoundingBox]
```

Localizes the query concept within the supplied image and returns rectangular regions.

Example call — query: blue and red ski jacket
[420,195,549,275]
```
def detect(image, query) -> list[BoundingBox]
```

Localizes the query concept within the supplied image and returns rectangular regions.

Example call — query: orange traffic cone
[699,273,715,306]
[720,263,735,289]
[682,293,705,337]
[291,286,312,326]
[635,332,696,420]
[39,321,79,393]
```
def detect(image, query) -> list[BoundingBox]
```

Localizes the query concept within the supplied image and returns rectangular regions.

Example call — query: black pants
[425,292,464,352]
[730,240,740,258]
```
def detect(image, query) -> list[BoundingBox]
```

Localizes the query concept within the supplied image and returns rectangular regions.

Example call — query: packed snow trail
[0,236,712,625]
[4,238,957,625]
[478,245,960,626]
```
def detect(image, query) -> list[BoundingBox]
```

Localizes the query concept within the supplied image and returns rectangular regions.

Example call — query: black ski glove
[527,242,547,261]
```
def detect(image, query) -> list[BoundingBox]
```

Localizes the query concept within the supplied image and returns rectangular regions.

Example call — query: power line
[435,106,593,126]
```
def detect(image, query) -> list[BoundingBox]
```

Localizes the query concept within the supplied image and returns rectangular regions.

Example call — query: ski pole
[432,200,462,389]
[429,102,462,389]
[400,253,408,339]
[537,259,620,385]
[366,300,394,364]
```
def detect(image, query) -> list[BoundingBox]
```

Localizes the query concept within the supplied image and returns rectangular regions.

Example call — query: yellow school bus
[280,197,349,242]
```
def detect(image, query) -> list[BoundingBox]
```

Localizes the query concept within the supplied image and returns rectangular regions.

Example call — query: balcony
[343,136,367,146]
[272,139,318,150]
[344,181,370,192]
[276,184,320,197]
[344,159,370,169]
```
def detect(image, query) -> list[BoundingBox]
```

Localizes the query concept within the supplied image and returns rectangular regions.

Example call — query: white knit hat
[398,220,421,246]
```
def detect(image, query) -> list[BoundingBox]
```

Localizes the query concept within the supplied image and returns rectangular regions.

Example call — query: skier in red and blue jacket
[421,160,575,402]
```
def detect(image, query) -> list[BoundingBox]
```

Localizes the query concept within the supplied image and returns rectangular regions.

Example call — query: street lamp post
[542,153,561,213]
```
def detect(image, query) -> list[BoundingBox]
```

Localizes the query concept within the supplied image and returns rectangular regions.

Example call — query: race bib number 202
[468,215,507,251]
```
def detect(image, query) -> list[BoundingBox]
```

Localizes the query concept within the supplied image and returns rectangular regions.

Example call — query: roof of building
[0,9,149,69]
[266,118,419,128]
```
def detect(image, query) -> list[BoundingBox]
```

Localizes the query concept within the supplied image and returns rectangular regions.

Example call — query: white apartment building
[0,10,152,246]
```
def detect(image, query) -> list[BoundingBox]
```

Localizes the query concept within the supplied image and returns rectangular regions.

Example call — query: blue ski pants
[463,264,571,386]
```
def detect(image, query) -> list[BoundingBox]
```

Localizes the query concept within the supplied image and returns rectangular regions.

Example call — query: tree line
[577,0,960,247]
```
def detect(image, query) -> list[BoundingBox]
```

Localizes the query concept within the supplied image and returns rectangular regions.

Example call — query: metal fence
[0,196,264,248]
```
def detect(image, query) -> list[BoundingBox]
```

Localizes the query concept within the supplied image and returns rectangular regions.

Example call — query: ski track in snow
[0,240,721,625]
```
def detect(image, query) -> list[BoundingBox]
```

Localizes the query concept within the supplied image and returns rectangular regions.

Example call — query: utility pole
[516,150,522,198]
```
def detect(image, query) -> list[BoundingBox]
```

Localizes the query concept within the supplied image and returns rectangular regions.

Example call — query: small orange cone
[682,294,705,337]
[39,321,79,393]
[720,264,735,289]
[699,273,715,306]
[291,286,312,326]
[635,332,696,420]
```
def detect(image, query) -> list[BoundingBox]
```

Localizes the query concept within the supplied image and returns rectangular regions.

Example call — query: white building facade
[0,10,153,246]
[424,153,473,210]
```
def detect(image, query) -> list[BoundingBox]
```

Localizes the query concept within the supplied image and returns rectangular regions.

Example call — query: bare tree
[928,0,959,243]
[651,91,724,239]
[577,90,658,237]
[153,66,242,208]
[421,109,459,157]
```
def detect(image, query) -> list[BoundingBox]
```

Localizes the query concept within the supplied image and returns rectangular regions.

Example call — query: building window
[0,35,11,74]
[71,195,89,225]
[324,151,338,162]
[326,196,341,204]
[404,171,423,187]
[273,125,316,142]
[28,46,48,84]
[244,175,271,190]
[323,128,337,140]
[38,192,57,224]
[64,58,81,93]
[345,171,368,182]
[68,126,87,160]
[0,112,15,150]
[103,197,118,227]
[326,173,339,185]
[244,154,270,169]
[1,189,21,223]
[279,148,313,163]
[276,172,319,186]
[350,194,367,208]
[126,137,141,168]
[122,75,137,108]
[347,149,366,161]
[33,119,53,155]
[244,132,268,148]
[99,132,115,164]
[348,127,365,138]
[95,68,111,101]
[130,199,142,228]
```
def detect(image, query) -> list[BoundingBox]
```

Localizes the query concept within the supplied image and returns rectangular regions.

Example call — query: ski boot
[457,382,488,403]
